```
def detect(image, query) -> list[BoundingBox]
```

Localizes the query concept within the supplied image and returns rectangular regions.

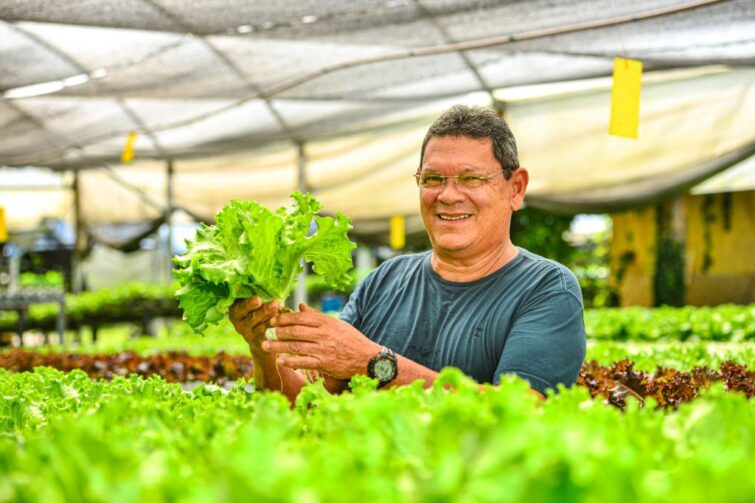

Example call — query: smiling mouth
[438,214,472,221]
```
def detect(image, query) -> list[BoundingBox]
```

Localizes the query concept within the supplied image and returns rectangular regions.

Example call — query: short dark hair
[419,105,519,179]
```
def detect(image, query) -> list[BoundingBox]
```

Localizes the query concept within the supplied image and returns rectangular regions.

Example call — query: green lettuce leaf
[173,192,356,334]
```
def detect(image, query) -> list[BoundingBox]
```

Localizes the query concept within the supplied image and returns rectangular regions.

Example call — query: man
[230,105,585,401]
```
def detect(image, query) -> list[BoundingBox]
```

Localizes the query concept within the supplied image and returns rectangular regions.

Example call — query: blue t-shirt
[340,248,586,395]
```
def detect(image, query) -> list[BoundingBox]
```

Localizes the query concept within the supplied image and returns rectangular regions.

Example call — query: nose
[436,178,466,204]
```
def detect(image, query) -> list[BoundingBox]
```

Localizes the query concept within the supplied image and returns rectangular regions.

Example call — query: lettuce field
[1,366,754,503]
[0,304,754,502]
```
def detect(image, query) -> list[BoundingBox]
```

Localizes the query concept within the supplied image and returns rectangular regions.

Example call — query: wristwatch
[367,346,398,388]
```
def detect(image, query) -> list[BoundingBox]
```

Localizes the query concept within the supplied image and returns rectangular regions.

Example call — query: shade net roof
[1,0,754,238]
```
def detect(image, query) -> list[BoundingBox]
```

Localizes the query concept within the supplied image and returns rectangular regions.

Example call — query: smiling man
[230,105,586,401]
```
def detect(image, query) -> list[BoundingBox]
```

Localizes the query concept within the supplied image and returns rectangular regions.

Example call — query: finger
[277,355,321,370]
[270,309,321,328]
[229,299,244,319]
[263,340,317,355]
[273,325,320,343]
[299,303,316,312]
[247,301,279,327]
[230,296,263,318]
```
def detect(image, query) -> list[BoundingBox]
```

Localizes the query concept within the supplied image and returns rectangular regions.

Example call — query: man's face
[418,135,527,260]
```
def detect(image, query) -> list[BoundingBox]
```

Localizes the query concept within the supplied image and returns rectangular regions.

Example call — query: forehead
[422,135,498,171]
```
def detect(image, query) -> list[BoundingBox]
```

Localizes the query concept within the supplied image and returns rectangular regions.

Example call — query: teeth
[439,214,470,221]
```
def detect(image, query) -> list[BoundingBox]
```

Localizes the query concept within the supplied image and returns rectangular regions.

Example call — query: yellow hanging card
[0,206,7,243]
[121,131,138,163]
[390,215,405,250]
[609,57,642,139]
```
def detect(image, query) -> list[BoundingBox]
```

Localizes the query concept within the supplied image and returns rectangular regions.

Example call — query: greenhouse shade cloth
[1,0,754,235]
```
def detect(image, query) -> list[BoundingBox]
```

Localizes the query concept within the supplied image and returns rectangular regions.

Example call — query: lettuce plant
[173,192,355,334]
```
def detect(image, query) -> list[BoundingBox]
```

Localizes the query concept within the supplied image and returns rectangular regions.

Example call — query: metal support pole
[166,159,174,284]
[294,142,308,309]
[72,170,84,293]
[17,307,27,348]
[56,297,66,345]
[8,249,19,294]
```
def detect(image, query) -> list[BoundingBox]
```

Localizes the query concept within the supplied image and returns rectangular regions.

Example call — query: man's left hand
[261,304,381,380]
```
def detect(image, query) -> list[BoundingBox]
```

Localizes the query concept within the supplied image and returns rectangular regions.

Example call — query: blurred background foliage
[512,207,612,308]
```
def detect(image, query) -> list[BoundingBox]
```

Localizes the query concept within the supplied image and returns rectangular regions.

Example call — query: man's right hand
[229,296,280,356]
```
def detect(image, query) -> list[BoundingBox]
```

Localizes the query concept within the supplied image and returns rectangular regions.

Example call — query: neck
[430,240,518,282]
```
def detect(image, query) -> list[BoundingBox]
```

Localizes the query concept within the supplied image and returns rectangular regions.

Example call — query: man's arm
[229,297,301,400]
[384,355,543,398]
[265,304,551,398]
[249,345,306,403]
[262,304,444,389]
[493,289,586,397]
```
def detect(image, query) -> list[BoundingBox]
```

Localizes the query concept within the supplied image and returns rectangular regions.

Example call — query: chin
[431,235,472,253]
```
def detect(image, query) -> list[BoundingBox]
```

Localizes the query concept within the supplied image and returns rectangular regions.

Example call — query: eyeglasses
[414,170,506,189]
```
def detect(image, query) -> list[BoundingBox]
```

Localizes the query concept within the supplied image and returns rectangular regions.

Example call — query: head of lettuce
[173,192,356,334]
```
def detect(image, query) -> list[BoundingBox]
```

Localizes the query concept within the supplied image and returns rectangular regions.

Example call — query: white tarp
[1,1,754,236]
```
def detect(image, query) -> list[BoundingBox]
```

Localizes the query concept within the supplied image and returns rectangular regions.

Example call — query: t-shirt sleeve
[493,289,586,395]
[339,278,365,328]
[338,255,401,331]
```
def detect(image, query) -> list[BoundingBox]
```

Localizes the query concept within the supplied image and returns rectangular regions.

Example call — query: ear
[508,167,529,211]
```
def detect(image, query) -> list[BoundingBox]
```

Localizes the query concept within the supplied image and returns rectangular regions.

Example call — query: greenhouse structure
[0,1,753,502]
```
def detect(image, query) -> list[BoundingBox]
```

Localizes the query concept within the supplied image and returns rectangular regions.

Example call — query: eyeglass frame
[413,169,513,189]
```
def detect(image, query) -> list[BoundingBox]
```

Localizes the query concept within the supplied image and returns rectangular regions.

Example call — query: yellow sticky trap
[121,131,138,164]
[609,57,642,139]
[0,206,7,243]
[390,215,405,250]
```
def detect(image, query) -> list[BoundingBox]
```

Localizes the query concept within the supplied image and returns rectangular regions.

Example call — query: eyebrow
[419,163,491,173]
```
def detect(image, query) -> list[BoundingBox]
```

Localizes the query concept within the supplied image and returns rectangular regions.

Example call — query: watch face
[374,358,395,381]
